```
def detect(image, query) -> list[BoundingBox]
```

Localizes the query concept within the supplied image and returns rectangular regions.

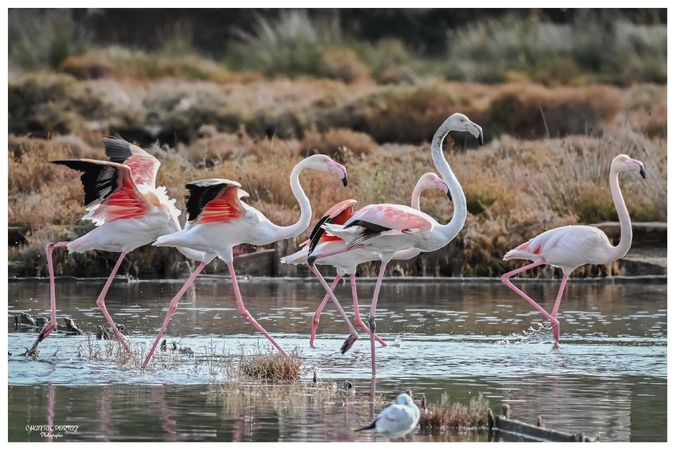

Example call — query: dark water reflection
[7,278,667,442]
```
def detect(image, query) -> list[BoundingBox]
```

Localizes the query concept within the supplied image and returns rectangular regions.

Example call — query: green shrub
[9,9,90,70]
[233,10,342,78]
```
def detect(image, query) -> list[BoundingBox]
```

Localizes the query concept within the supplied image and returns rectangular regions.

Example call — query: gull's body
[356,392,420,440]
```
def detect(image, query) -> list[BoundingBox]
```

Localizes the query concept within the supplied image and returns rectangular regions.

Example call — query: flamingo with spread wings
[308,113,483,376]
[501,154,646,345]
[141,154,348,368]
[27,136,201,356]
[281,172,451,350]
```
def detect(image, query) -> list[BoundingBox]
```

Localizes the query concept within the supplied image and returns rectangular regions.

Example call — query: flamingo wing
[505,225,610,263]
[103,136,160,188]
[347,204,433,233]
[320,204,433,250]
[185,178,245,225]
[53,159,151,224]
[307,199,357,255]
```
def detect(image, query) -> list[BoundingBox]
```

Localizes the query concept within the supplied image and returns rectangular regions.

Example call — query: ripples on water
[7,278,667,442]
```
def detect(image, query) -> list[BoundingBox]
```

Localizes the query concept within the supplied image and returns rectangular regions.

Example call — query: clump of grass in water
[419,392,489,429]
[239,348,303,382]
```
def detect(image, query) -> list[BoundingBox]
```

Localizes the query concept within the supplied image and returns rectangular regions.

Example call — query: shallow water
[7,277,667,442]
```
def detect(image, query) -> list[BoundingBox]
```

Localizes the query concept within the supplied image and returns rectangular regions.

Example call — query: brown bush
[60,53,116,79]
[318,48,370,84]
[487,83,622,139]
[301,127,376,162]
[321,83,482,144]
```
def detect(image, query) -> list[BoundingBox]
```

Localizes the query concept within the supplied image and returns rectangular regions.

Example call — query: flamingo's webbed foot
[340,334,358,354]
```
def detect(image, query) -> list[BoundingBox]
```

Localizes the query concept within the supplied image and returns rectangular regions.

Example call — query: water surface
[7,278,667,442]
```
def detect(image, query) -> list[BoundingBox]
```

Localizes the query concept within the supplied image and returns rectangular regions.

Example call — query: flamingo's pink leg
[39,242,70,342]
[227,261,288,357]
[96,252,131,353]
[550,274,569,342]
[308,265,359,353]
[142,261,208,368]
[349,274,387,347]
[501,259,561,342]
[368,261,389,377]
[309,275,342,348]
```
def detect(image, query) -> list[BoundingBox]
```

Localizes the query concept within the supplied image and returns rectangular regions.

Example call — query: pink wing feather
[348,203,433,233]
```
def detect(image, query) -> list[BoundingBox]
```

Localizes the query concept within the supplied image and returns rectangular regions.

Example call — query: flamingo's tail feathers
[153,234,176,247]
[280,249,307,265]
[175,246,205,262]
[504,242,537,261]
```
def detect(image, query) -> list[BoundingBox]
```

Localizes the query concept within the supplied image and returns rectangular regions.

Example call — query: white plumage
[356,392,420,440]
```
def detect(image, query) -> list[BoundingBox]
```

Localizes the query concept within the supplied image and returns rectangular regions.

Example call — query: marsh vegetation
[7,9,667,279]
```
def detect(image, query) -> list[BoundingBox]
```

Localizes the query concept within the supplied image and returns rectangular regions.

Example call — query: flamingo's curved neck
[430,121,467,240]
[272,161,313,240]
[608,168,632,260]
[410,181,425,210]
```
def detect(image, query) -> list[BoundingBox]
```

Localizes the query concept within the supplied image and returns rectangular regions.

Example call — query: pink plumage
[141,154,349,368]
[27,136,190,356]
[501,154,646,345]
[281,172,451,350]
[305,113,483,378]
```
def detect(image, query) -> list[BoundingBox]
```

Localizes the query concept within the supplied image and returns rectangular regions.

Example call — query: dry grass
[239,349,303,382]
[301,127,376,162]
[8,124,666,278]
[7,68,666,279]
[419,392,490,429]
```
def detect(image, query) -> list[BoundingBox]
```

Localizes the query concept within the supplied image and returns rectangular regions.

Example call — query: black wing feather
[185,179,230,222]
[52,160,119,208]
[102,135,133,164]
[307,215,333,256]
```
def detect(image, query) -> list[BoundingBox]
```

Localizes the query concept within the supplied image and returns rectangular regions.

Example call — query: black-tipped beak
[640,167,646,179]
[307,256,316,266]
[446,190,453,202]
[342,175,348,187]
[478,131,484,146]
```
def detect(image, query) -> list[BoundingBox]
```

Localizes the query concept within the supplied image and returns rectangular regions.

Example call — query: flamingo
[26,136,202,356]
[355,391,420,440]
[281,172,451,350]
[308,113,483,376]
[141,154,348,368]
[501,154,646,345]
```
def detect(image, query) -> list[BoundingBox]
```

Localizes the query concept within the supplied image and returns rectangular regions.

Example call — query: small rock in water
[179,346,194,356]
[15,312,37,328]
[94,323,125,340]
[59,318,84,335]
[35,317,48,329]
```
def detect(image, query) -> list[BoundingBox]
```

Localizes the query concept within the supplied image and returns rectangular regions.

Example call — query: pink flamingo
[141,154,348,368]
[309,113,483,376]
[501,154,646,345]
[27,136,201,356]
[281,172,451,350]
